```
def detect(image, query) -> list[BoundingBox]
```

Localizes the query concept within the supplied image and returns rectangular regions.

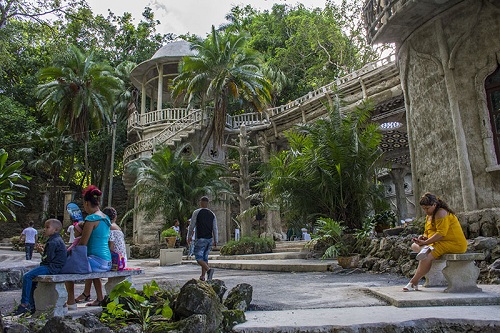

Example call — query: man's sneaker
[11,305,30,316]
[207,268,215,281]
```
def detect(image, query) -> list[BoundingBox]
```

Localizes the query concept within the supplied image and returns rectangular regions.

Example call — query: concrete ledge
[202,259,335,272]
[367,285,500,308]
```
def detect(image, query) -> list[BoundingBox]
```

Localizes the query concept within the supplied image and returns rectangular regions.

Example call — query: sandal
[199,276,206,281]
[86,299,103,307]
[402,282,419,292]
[75,292,91,303]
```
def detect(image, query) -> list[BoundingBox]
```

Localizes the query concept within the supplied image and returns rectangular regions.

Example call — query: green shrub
[220,237,275,255]
[161,228,178,237]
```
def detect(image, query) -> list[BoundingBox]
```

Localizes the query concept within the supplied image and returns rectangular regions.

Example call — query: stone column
[388,167,409,221]
[141,82,146,115]
[41,190,50,222]
[156,64,163,111]
[62,191,74,226]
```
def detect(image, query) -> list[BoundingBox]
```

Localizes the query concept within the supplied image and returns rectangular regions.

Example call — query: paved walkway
[1,249,500,332]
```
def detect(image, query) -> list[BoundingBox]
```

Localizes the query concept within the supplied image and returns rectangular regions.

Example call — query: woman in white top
[103,207,127,267]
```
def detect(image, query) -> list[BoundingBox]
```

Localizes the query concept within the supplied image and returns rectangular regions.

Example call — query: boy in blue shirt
[12,218,67,315]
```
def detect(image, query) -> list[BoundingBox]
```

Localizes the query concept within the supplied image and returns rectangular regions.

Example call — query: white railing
[267,53,396,118]
[128,108,192,128]
[123,109,204,164]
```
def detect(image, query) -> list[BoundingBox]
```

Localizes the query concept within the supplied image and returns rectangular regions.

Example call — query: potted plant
[161,228,178,248]
[310,217,360,269]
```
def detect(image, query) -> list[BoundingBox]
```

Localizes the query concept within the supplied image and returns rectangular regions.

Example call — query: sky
[85,0,329,37]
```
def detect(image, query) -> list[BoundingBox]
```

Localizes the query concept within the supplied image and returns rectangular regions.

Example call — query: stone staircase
[193,240,336,273]
[0,239,13,251]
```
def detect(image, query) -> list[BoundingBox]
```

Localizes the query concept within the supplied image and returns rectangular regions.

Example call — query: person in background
[103,206,127,269]
[186,218,195,259]
[66,185,111,309]
[12,219,66,315]
[187,196,218,281]
[403,192,467,291]
[20,221,38,260]
[172,219,181,247]
[66,223,76,244]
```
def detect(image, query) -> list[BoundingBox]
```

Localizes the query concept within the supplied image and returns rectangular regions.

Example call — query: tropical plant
[172,26,272,151]
[101,280,173,332]
[306,218,352,259]
[125,145,233,227]
[0,149,30,221]
[262,99,384,230]
[36,44,122,184]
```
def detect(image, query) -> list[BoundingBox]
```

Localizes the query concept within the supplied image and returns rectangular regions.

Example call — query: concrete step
[216,251,309,260]
[194,259,335,272]
[274,241,308,252]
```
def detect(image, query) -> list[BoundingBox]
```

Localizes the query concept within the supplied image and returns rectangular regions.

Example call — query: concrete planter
[160,248,184,266]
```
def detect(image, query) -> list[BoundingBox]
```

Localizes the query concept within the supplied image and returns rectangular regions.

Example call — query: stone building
[364,0,500,234]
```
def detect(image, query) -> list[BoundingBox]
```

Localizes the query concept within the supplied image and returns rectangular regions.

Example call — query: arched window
[485,66,500,164]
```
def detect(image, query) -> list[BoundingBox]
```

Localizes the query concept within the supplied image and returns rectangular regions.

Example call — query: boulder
[173,279,224,333]
[224,283,253,311]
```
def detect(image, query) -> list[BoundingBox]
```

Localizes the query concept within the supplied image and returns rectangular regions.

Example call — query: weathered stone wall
[399,0,500,217]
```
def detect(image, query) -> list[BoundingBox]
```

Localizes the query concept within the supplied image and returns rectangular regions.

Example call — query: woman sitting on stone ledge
[403,192,467,291]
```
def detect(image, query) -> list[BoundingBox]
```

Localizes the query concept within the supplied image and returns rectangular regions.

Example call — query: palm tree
[0,149,30,221]
[125,145,233,232]
[172,27,272,152]
[263,100,384,230]
[36,45,122,184]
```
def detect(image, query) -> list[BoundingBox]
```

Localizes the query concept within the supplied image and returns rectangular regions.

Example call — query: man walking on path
[187,196,218,281]
[20,221,38,260]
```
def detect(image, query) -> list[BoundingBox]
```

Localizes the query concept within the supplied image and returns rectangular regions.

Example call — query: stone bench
[33,269,144,317]
[424,253,484,293]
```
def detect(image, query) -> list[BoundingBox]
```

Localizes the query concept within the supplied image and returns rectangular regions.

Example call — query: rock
[78,313,107,330]
[4,322,30,333]
[207,279,227,303]
[174,314,207,333]
[224,283,253,311]
[173,279,224,333]
[38,316,86,333]
[472,237,498,250]
[222,309,246,331]
[116,324,144,333]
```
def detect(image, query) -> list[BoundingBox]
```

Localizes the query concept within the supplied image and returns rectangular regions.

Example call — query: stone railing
[226,112,270,129]
[128,108,192,128]
[123,109,205,164]
[267,53,396,118]
[363,0,405,44]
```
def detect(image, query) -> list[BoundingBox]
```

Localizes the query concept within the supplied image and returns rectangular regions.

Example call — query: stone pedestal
[441,253,484,293]
[424,260,447,287]
[34,282,68,317]
[160,248,184,266]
